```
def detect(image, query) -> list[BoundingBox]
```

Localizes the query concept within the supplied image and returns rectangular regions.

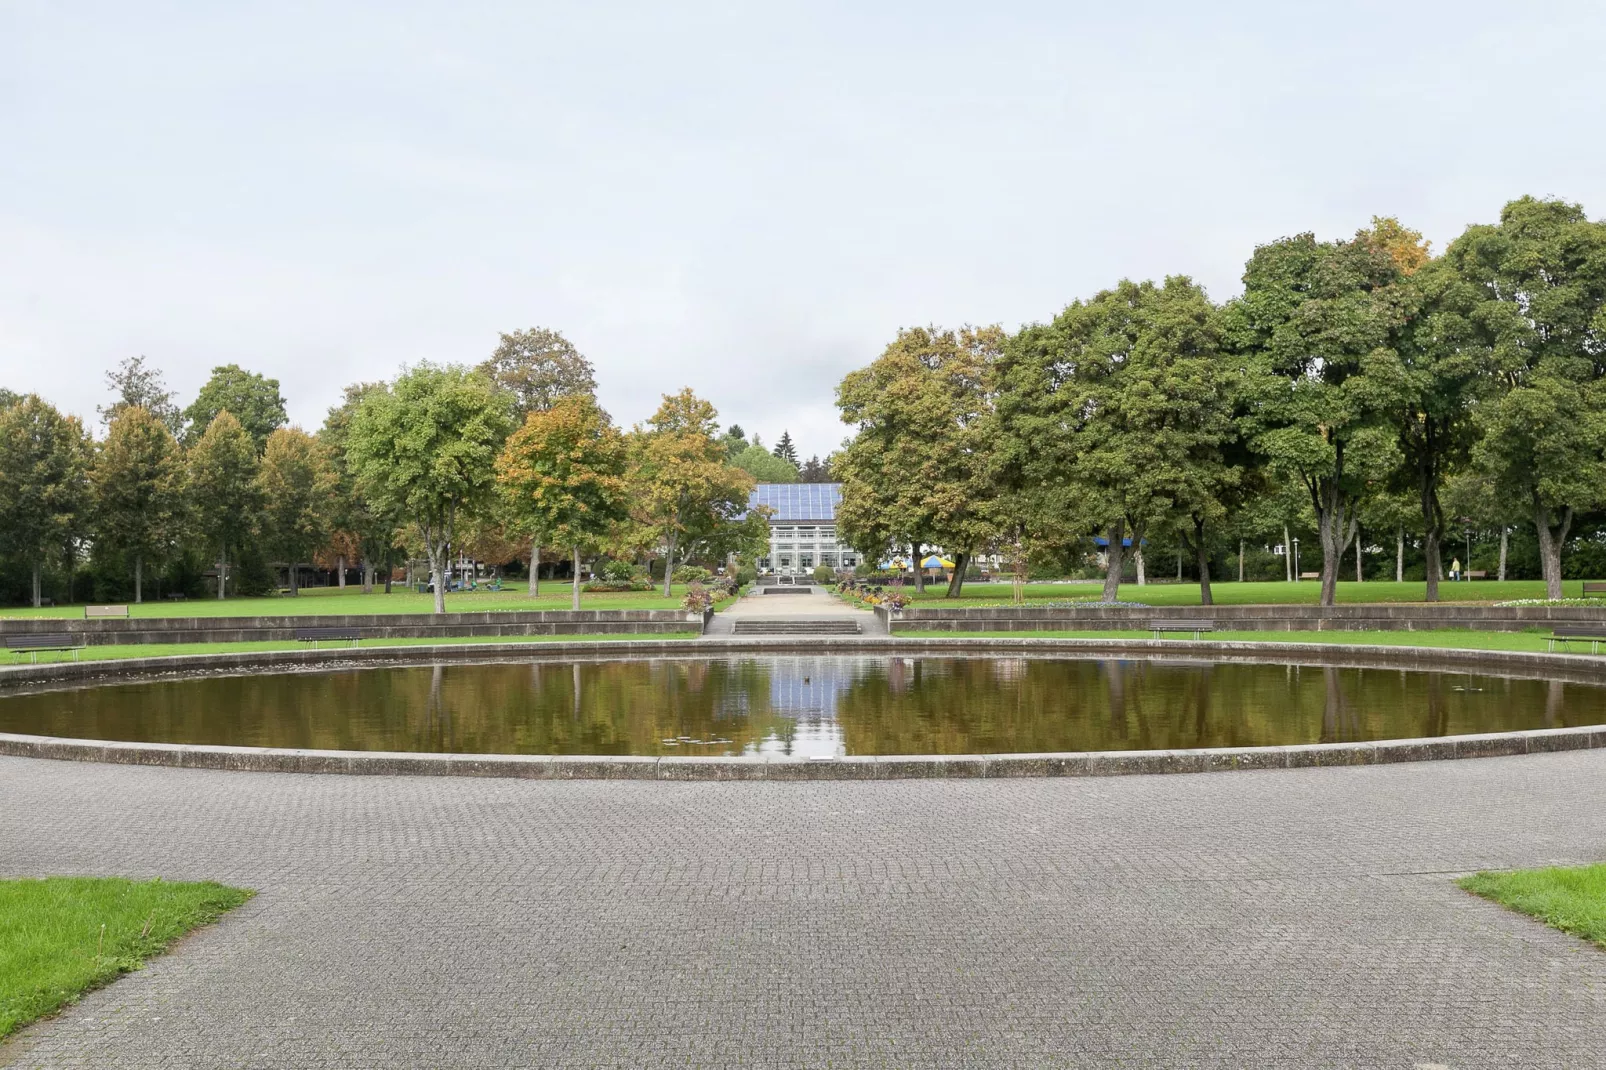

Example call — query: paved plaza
[2,751,1604,1068]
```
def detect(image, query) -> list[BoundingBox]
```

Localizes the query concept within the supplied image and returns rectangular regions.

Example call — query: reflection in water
[2,655,1603,757]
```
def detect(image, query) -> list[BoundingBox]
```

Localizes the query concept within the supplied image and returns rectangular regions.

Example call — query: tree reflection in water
[1,656,1601,757]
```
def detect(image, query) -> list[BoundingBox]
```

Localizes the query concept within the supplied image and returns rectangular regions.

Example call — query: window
[797,526,816,535]
[775,543,795,550]
[778,555,791,568]
[759,557,771,570]
[842,555,857,568]
[800,554,814,568]
[821,553,837,567]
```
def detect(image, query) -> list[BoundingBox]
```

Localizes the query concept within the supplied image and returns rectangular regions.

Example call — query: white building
[749,483,859,575]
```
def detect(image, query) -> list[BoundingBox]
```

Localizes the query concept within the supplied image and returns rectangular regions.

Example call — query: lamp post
[1292,537,1300,581]
[1463,521,1474,582]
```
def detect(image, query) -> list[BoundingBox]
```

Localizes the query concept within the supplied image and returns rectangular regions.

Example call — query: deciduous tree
[0,396,91,606]
[345,364,513,614]
[186,411,262,599]
[732,444,799,483]
[100,356,183,435]
[183,364,287,451]
[92,405,185,602]
[479,327,596,418]
[496,395,631,610]
[256,427,337,596]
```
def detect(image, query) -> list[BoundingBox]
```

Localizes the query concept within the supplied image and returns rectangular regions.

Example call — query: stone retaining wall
[0,609,700,645]
[884,602,1606,633]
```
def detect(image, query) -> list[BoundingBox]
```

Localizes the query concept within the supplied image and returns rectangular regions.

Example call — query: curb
[2,726,1602,780]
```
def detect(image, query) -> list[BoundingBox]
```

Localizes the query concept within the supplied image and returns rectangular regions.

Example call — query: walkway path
[3,752,1605,1068]
[703,583,884,635]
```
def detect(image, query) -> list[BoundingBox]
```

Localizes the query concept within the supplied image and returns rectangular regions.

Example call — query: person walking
[1450,557,1461,582]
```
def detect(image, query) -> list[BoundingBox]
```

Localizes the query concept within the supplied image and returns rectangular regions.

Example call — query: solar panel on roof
[746,483,842,521]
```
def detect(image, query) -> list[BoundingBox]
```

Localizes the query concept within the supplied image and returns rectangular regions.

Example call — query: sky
[3,1,1605,460]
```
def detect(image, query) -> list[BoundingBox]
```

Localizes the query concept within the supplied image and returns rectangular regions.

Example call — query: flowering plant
[681,582,715,613]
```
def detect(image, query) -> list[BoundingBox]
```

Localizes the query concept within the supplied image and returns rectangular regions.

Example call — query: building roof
[749,483,842,522]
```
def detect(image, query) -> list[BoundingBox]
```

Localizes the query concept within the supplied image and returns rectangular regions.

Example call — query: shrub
[681,582,715,613]
[735,566,757,586]
[581,579,653,593]
[812,565,835,584]
[673,565,712,584]
[598,559,636,582]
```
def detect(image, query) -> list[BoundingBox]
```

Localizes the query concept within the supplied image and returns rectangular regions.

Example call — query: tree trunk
[337,554,346,589]
[661,531,676,598]
[528,539,541,598]
[1315,484,1357,609]
[572,546,583,611]
[1135,546,1146,586]
[289,561,300,596]
[430,542,447,615]
[1498,527,1508,581]
[218,544,227,600]
[1101,520,1125,603]
[945,551,969,598]
[1283,525,1292,582]
[31,559,41,608]
[362,556,373,594]
[1355,528,1363,583]
[1238,538,1244,584]
[134,554,144,604]
[1193,517,1213,606]
[912,544,926,594]
[1395,526,1404,583]
[383,547,393,594]
[1533,500,1572,600]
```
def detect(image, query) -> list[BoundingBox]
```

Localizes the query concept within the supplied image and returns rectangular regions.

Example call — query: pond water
[0,656,1598,757]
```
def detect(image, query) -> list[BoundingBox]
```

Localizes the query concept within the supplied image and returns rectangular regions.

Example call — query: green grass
[3,631,701,666]
[0,877,253,1038]
[897,627,1578,654]
[902,579,1584,607]
[1459,864,1606,950]
[0,581,697,620]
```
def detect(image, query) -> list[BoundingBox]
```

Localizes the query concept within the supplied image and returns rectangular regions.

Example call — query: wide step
[732,619,862,636]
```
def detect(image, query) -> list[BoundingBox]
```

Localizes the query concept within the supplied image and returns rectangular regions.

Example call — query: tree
[0,396,91,606]
[479,327,596,418]
[93,405,185,602]
[318,382,400,593]
[183,364,287,451]
[798,455,834,483]
[346,364,513,614]
[718,425,748,459]
[632,389,756,598]
[100,356,182,435]
[496,395,631,610]
[772,430,799,465]
[1451,197,1606,598]
[732,444,799,483]
[186,411,263,599]
[1227,232,1413,606]
[256,428,337,596]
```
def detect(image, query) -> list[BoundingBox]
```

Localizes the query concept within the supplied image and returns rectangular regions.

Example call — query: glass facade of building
[748,484,858,575]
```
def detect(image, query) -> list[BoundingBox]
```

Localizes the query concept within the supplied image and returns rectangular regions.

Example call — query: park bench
[1548,626,1606,654]
[166,592,187,602]
[1298,572,1320,581]
[294,627,363,650]
[5,633,85,663]
[1465,570,1488,580]
[1583,582,1606,597]
[1150,619,1215,640]
[84,604,129,619]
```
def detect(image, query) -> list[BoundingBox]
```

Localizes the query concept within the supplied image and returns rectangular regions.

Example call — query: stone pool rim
[2,636,1603,779]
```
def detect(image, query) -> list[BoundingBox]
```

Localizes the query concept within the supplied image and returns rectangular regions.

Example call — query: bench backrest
[5,633,81,649]
[1582,582,1606,595]
[85,605,130,618]
[1552,625,1606,638]
[1151,619,1213,631]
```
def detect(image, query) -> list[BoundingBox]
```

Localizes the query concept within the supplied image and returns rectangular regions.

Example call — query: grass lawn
[902,579,1586,607]
[1459,864,1606,950]
[0,877,252,1039]
[897,627,1583,655]
[2,631,701,666]
[0,582,699,620]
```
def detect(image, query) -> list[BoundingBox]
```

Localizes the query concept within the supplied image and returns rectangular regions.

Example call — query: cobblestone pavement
[2,752,1605,1069]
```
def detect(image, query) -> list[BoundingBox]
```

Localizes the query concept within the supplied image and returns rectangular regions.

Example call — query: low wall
[882,602,1606,634]
[0,609,702,645]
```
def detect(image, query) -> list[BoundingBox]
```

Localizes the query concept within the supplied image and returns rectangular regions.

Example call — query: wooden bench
[5,633,85,663]
[1547,625,1606,654]
[1464,570,1488,580]
[165,593,187,602]
[84,604,129,619]
[294,627,363,649]
[1583,582,1606,597]
[1299,572,1320,580]
[1150,619,1214,640]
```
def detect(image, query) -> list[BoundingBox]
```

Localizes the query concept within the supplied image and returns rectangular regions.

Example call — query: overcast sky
[4,1,1604,459]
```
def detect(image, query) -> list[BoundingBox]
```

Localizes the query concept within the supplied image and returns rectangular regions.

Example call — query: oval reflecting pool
[0,655,1600,757]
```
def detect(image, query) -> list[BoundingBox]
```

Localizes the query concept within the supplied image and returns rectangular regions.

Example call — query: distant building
[748,483,859,575]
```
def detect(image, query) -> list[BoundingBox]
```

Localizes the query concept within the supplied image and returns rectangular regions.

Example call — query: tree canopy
[93,405,185,602]
[182,364,288,451]
[479,327,597,417]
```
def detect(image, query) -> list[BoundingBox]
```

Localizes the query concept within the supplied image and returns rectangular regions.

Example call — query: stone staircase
[731,619,862,636]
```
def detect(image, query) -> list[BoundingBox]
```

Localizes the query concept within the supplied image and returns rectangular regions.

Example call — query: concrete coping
[1,725,1602,780]
[2,636,1605,780]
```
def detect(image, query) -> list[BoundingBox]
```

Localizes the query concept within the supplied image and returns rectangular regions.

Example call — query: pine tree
[772,430,798,465]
